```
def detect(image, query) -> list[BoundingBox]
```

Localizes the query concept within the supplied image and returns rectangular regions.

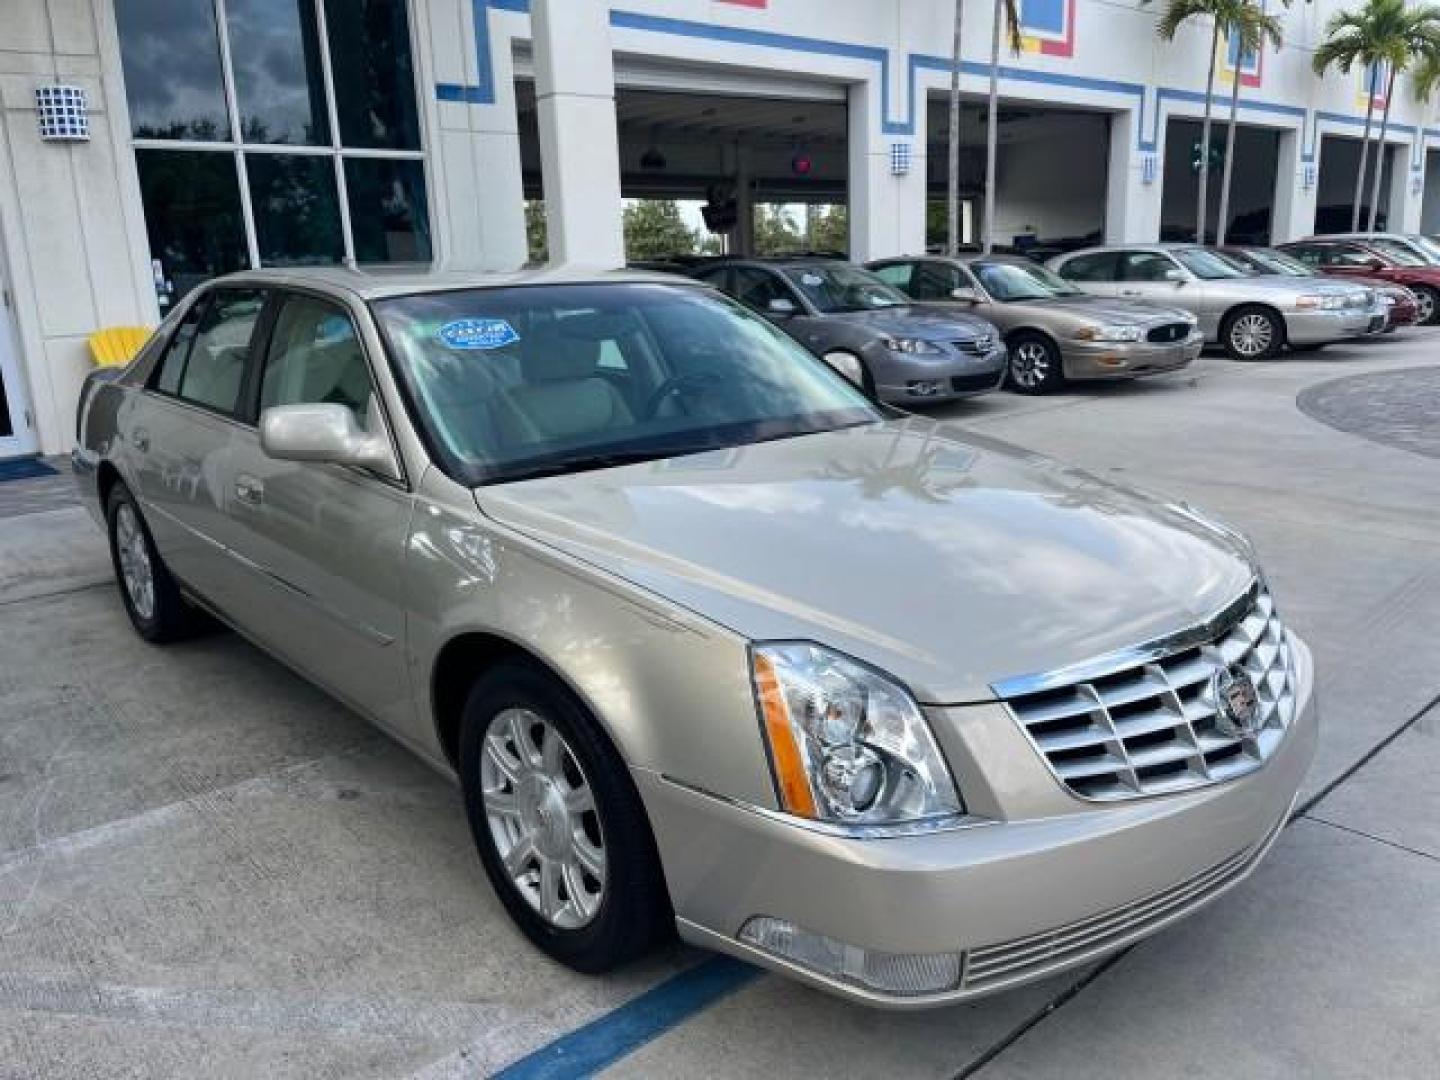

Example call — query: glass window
[153,300,209,395]
[176,289,267,415]
[324,0,421,150]
[1057,252,1119,282]
[261,296,373,421]
[246,154,344,265]
[136,150,249,305]
[1366,239,1426,266]
[345,158,432,263]
[1315,244,1374,268]
[780,264,909,313]
[908,262,962,301]
[871,264,914,290]
[1172,248,1247,279]
[972,261,1085,301]
[115,0,230,139]
[225,0,330,145]
[374,284,882,484]
[1120,252,1184,282]
[732,268,798,312]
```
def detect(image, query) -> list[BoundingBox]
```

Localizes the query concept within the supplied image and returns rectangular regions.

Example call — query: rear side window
[909,262,963,301]
[1057,252,1119,282]
[1119,252,1180,282]
[872,263,914,290]
[732,268,797,311]
[152,300,207,394]
[1281,244,1321,267]
[260,295,374,424]
[177,290,266,415]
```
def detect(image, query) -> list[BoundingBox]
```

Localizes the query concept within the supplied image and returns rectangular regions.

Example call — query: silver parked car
[692,258,1006,404]
[867,254,1203,394]
[75,267,1315,1008]
[1048,244,1378,360]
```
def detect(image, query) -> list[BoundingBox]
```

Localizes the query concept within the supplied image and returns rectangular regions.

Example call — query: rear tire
[458,661,671,974]
[1221,306,1283,361]
[1410,285,1438,326]
[105,482,206,643]
[1007,332,1065,394]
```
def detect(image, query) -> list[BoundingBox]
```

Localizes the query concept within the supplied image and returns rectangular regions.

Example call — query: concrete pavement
[1,335,1437,1078]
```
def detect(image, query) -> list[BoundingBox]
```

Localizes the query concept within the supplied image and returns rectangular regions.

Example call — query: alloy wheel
[1229,313,1274,359]
[115,503,156,621]
[1415,288,1436,324]
[1011,341,1050,389]
[480,707,606,929]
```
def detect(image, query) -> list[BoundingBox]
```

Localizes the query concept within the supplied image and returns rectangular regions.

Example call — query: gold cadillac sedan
[73,267,1316,1007]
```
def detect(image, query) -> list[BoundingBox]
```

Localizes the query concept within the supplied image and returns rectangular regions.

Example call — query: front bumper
[642,635,1316,1008]
[1285,307,1374,345]
[869,343,1008,404]
[1060,330,1204,381]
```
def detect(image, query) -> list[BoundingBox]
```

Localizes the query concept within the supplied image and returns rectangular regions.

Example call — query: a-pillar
[1104,107,1163,243]
[531,0,624,267]
[848,81,925,261]
[1271,126,1318,243]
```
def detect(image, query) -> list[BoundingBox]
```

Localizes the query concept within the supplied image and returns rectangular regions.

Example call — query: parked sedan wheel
[1007,332,1064,395]
[459,661,670,973]
[1410,285,1438,325]
[1222,307,1282,361]
[105,483,205,643]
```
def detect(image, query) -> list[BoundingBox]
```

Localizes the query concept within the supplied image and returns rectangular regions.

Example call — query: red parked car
[1278,238,1440,325]
[1222,245,1420,331]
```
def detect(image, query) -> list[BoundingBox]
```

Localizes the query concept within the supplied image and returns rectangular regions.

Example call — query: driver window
[1323,245,1369,267]
[1121,252,1180,282]
[872,263,913,291]
[733,268,796,312]
[910,263,958,300]
[260,296,376,427]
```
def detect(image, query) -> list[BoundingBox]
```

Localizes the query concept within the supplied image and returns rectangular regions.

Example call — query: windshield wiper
[482,447,695,485]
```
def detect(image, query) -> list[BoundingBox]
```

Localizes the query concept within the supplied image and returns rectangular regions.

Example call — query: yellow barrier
[88,326,152,368]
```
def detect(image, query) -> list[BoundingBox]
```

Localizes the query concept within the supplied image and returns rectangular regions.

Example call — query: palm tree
[1150,0,1230,243]
[1214,3,1284,246]
[981,0,1023,254]
[1313,0,1440,232]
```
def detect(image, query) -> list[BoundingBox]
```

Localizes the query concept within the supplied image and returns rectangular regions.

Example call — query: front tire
[1222,306,1283,361]
[105,483,205,643]
[1007,331,1065,394]
[1410,285,1438,326]
[458,661,670,973]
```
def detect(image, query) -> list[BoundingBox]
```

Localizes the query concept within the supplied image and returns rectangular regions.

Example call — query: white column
[848,81,915,262]
[1270,127,1317,243]
[894,90,928,257]
[1104,108,1162,243]
[1389,138,1424,233]
[531,0,624,267]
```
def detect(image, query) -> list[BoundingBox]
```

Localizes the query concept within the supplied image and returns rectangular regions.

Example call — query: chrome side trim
[990,577,1260,699]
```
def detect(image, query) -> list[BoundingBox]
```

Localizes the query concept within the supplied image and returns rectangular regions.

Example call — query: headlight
[1073,324,1143,342]
[750,643,962,826]
[1295,294,1346,310]
[880,335,942,354]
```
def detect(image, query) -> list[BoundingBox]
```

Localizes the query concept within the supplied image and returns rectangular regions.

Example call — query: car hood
[1004,296,1194,324]
[475,419,1256,703]
[822,305,994,341]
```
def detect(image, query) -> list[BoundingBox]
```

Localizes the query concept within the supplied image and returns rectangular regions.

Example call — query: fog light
[906,379,942,396]
[739,916,963,997]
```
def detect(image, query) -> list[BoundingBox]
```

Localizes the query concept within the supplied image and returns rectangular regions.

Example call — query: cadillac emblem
[1212,664,1261,738]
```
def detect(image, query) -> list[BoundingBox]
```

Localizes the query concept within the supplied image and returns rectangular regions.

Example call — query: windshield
[1367,239,1427,266]
[1173,248,1249,279]
[781,264,910,313]
[971,260,1084,301]
[373,284,884,486]
[1237,249,1314,276]
[1406,234,1440,262]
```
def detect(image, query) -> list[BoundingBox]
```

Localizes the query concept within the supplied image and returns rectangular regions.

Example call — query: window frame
[1058,251,1121,283]
[126,0,431,274]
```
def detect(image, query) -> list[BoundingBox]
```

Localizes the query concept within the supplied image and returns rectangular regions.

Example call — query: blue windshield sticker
[436,318,520,351]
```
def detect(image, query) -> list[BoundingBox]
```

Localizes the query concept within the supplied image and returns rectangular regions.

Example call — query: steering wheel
[642,370,727,419]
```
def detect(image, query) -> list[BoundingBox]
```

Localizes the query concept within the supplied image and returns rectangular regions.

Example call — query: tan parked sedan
[868,255,1202,394]
[74,267,1315,1007]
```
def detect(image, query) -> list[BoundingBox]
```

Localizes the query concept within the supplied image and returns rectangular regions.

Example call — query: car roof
[203,264,706,302]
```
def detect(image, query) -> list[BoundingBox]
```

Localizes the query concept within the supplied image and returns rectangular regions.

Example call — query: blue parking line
[491,957,760,1079]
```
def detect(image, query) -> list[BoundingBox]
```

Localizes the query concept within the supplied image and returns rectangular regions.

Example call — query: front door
[218,291,413,729]
[0,270,38,458]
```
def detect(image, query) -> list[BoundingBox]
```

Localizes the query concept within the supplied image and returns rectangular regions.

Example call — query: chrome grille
[1145,322,1190,343]
[961,812,1285,993]
[954,336,993,356]
[999,587,1296,801]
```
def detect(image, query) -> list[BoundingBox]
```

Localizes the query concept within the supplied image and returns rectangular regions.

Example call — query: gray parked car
[1048,244,1379,360]
[868,254,1202,394]
[75,267,1315,1008]
[692,258,1006,404]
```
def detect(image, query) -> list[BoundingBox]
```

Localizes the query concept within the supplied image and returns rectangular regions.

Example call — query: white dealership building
[3,0,1439,458]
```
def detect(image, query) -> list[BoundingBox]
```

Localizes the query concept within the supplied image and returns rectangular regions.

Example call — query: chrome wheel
[114,503,155,621]
[481,708,606,929]
[1229,313,1275,359]
[1415,288,1436,325]
[1011,341,1051,389]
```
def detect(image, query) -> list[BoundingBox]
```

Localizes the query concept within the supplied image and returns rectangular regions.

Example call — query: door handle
[132,427,150,453]
[234,475,264,506]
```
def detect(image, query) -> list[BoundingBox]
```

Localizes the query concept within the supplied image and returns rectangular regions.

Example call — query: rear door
[218,289,414,726]
[126,287,268,606]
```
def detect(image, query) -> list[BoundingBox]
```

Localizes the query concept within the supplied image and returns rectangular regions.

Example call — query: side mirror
[950,286,980,303]
[260,402,399,478]
[766,297,798,318]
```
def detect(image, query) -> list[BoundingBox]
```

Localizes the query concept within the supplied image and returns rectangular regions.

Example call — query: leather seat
[496,328,634,448]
